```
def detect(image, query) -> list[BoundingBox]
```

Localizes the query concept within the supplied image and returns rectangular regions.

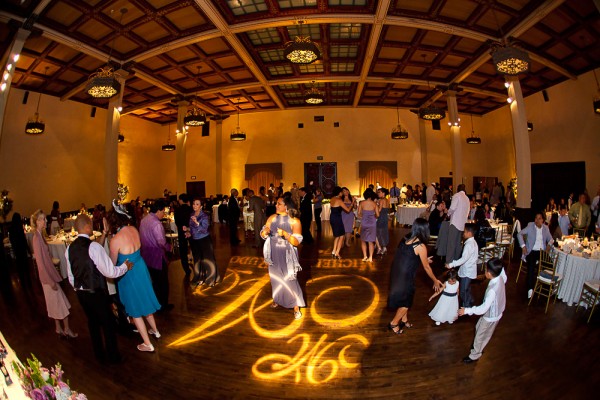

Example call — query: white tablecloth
[555,249,600,305]
[212,204,220,223]
[312,203,331,221]
[395,205,427,225]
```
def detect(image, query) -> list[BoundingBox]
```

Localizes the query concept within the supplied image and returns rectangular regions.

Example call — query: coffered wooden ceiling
[1,0,599,124]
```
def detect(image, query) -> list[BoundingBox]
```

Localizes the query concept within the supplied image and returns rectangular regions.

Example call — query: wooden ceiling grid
[0,0,597,125]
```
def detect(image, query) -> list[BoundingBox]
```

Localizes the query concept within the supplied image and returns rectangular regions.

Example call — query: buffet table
[0,331,28,399]
[395,204,427,226]
[555,249,600,306]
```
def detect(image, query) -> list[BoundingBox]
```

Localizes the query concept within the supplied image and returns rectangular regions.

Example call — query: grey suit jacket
[517,222,553,253]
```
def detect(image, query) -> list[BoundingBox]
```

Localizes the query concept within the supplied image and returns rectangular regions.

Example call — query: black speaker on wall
[201,121,210,137]
[432,120,441,130]
[91,107,96,118]
[22,91,29,104]
[542,90,549,102]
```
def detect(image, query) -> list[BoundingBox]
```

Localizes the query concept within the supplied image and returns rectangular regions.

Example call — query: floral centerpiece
[117,182,129,203]
[509,177,517,200]
[12,354,87,400]
[0,189,13,221]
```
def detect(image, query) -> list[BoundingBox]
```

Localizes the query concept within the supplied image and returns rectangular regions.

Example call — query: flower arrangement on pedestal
[117,183,129,203]
[509,177,518,200]
[0,189,13,221]
[12,354,87,400]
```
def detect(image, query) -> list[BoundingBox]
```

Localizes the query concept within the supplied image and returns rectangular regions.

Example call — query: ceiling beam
[353,0,391,107]
[193,0,284,110]
[131,68,183,96]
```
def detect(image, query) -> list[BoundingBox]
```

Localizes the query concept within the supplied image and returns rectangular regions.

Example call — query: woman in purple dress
[357,188,379,262]
[341,187,356,247]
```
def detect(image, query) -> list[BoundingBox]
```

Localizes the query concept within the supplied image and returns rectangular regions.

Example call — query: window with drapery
[358,161,397,195]
[245,163,282,194]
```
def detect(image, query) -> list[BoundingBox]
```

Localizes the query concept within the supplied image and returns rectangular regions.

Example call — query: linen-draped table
[555,249,600,306]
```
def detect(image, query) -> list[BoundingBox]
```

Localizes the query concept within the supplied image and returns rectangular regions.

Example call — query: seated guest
[558,205,570,235]
[518,212,553,299]
[494,199,511,223]
[468,198,477,220]
[474,208,492,249]
[483,202,494,220]
[429,201,447,236]
[548,213,562,241]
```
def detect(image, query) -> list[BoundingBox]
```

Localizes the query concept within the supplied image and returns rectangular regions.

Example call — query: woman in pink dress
[30,209,77,338]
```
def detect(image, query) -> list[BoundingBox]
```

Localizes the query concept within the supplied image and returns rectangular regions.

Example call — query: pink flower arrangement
[11,354,87,400]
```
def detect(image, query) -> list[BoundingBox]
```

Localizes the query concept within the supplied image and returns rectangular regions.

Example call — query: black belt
[442,291,457,297]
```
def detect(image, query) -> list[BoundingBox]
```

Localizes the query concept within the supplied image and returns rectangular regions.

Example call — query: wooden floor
[1,221,598,399]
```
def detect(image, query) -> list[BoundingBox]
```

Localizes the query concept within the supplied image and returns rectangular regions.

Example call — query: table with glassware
[395,204,428,226]
[554,239,600,306]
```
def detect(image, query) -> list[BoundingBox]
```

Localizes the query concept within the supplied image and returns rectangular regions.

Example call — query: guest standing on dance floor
[387,218,443,334]
[66,214,132,364]
[376,187,390,255]
[249,189,266,248]
[445,184,470,263]
[187,198,220,287]
[260,196,305,320]
[313,188,324,233]
[108,204,161,352]
[330,186,354,259]
[30,209,78,338]
[174,194,192,276]
[358,188,379,262]
[341,187,356,247]
[298,187,314,244]
[228,188,241,245]
[139,200,172,310]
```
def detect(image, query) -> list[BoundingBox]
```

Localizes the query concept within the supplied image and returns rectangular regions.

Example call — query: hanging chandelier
[304,81,324,104]
[284,20,321,64]
[466,114,481,144]
[231,98,246,141]
[185,66,206,126]
[491,41,530,76]
[162,123,176,151]
[86,8,127,98]
[418,106,445,121]
[391,107,408,140]
[25,66,48,134]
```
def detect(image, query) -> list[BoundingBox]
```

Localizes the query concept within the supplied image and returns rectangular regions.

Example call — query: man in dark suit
[298,187,314,244]
[228,188,241,245]
[174,193,192,275]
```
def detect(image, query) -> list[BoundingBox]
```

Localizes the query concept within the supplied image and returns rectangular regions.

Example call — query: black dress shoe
[462,356,478,364]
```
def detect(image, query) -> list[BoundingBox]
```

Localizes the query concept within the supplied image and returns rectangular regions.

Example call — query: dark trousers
[459,276,474,307]
[190,236,220,285]
[301,216,313,243]
[76,290,120,363]
[526,250,541,291]
[228,218,239,244]
[149,260,169,307]
[445,224,464,263]
[314,208,322,232]
[178,231,190,274]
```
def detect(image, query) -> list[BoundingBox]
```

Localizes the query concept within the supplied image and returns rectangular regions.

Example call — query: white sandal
[148,329,161,339]
[137,343,155,352]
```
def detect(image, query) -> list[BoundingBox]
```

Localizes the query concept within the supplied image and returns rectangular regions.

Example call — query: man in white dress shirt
[446,184,470,263]
[426,182,436,204]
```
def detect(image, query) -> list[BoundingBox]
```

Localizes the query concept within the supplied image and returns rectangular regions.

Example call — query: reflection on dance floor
[170,255,380,384]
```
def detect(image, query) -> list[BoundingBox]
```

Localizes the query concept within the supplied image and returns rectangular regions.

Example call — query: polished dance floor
[0,221,598,399]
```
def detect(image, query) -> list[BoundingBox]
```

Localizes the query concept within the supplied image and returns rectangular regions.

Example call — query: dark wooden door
[304,163,337,197]
[186,181,206,199]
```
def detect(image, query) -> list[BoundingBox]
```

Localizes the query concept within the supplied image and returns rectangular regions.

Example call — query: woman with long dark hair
[188,198,220,287]
[329,186,354,259]
[341,187,356,246]
[376,187,390,255]
[387,218,442,334]
[358,188,379,262]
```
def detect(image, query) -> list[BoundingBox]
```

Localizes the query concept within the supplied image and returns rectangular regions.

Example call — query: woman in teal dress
[108,204,161,353]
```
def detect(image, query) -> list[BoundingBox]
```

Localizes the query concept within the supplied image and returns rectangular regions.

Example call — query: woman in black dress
[329,186,354,259]
[387,218,443,334]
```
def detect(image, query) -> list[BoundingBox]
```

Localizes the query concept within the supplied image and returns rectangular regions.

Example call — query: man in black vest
[228,188,241,245]
[66,214,132,364]
[298,187,314,244]
[174,193,192,275]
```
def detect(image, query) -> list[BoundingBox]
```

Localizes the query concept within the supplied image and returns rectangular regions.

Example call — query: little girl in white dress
[429,270,459,326]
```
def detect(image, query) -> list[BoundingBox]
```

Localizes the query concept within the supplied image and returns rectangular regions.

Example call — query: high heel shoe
[56,329,64,339]
[381,247,387,255]
[137,343,155,352]
[63,329,78,339]
[387,322,404,335]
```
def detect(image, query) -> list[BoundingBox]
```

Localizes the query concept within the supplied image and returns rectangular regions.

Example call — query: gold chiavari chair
[528,250,563,314]
[576,280,600,323]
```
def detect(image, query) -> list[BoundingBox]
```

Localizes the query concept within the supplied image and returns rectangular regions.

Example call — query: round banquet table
[395,205,428,225]
[555,249,600,306]
[311,203,331,221]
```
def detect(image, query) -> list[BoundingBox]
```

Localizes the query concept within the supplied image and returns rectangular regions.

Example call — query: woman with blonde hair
[30,209,77,338]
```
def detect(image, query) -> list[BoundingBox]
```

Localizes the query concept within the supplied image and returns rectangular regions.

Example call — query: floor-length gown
[330,206,345,238]
[342,201,355,234]
[360,209,376,242]
[376,207,390,248]
[116,250,160,318]
[266,215,306,309]
[388,239,421,309]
